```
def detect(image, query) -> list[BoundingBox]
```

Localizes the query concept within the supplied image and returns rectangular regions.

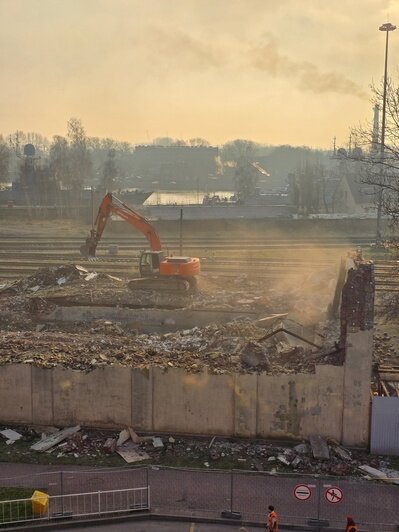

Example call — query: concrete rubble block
[277,453,291,466]
[293,443,310,455]
[309,433,330,460]
[152,437,164,448]
[291,456,302,468]
[103,438,117,454]
[331,442,352,461]
[116,429,130,447]
[240,341,270,369]
[128,427,145,444]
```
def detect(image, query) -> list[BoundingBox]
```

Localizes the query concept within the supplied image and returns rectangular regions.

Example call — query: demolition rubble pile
[374,330,399,366]
[0,263,338,330]
[0,320,341,374]
[0,263,345,374]
[1,425,398,480]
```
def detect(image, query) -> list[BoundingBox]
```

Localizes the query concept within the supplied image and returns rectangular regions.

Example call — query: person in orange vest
[267,505,278,531]
[346,516,358,531]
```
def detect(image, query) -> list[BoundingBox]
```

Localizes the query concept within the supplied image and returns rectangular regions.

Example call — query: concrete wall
[44,307,257,333]
[0,362,365,443]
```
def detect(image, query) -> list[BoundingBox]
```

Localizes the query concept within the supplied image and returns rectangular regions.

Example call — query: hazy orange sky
[1,0,399,148]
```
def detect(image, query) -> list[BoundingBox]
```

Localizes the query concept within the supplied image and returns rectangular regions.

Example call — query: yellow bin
[31,490,48,516]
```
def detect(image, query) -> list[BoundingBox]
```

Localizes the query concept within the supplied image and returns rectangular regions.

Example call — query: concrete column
[342,329,374,446]
[0,364,32,423]
[340,262,375,446]
[233,373,257,437]
[131,368,153,431]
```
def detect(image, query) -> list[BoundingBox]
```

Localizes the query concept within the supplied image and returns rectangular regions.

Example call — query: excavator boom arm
[83,193,161,256]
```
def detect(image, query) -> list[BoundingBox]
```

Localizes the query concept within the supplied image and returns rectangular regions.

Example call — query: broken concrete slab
[31,426,81,452]
[116,441,150,463]
[116,429,130,447]
[152,437,164,449]
[358,465,399,484]
[42,306,257,334]
[293,443,310,455]
[309,434,330,460]
[332,444,352,461]
[0,428,23,445]
[128,427,144,444]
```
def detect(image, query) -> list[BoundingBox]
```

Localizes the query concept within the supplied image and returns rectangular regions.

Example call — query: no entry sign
[325,486,343,504]
[293,484,312,501]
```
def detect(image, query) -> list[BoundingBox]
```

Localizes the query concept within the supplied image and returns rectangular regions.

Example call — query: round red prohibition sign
[293,484,312,501]
[325,486,343,504]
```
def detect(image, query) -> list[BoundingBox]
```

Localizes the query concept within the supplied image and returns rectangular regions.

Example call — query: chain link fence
[1,466,398,530]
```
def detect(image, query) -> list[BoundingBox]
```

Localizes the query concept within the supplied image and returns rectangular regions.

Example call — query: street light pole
[376,22,396,242]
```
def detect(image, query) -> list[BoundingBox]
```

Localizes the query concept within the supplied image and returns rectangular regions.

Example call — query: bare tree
[67,118,92,190]
[49,136,71,186]
[0,135,11,182]
[351,80,399,227]
[100,149,118,192]
[188,138,210,147]
[351,80,399,320]
[221,139,259,163]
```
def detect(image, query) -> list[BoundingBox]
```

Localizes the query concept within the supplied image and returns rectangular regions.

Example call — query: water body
[144,190,234,205]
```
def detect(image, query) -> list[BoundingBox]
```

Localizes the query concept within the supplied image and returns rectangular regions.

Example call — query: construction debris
[0,318,342,374]
[2,423,395,478]
[116,429,130,447]
[152,437,164,449]
[116,441,150,463]
[103,437,117,454]
[30,425,81,452]
[0,428,22,445]
[309,434,330,460]
[358,464,399,485]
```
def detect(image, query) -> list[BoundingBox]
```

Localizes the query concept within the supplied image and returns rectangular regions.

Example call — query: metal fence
[1,466,398,531]
[0,486,149,526]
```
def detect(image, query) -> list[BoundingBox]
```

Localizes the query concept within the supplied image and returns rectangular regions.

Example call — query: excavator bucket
[80,233,98,258]
[80,243,90,258]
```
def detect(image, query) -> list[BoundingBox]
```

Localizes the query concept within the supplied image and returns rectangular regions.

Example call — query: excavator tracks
[127,277,191,292]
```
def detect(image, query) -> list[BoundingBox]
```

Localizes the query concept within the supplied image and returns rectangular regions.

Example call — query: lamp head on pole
[379,22,396,32]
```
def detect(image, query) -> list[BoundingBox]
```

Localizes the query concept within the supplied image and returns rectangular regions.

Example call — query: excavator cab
[139,251,166,277]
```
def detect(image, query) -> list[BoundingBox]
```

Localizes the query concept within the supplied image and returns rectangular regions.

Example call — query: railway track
[0,235,396,290]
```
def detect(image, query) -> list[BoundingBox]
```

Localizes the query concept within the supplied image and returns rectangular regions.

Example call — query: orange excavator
[80,193,200,292]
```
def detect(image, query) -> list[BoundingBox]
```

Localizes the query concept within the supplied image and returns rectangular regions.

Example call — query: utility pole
[376,22,396,242]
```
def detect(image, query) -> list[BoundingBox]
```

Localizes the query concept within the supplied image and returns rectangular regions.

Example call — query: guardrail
[0,486,149,527]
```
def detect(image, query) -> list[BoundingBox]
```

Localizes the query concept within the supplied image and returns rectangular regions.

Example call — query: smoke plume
[249,38,367,99]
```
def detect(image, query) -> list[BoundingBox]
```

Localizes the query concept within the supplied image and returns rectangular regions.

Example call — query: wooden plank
[379,372,399,382]
[380,381,391,397]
